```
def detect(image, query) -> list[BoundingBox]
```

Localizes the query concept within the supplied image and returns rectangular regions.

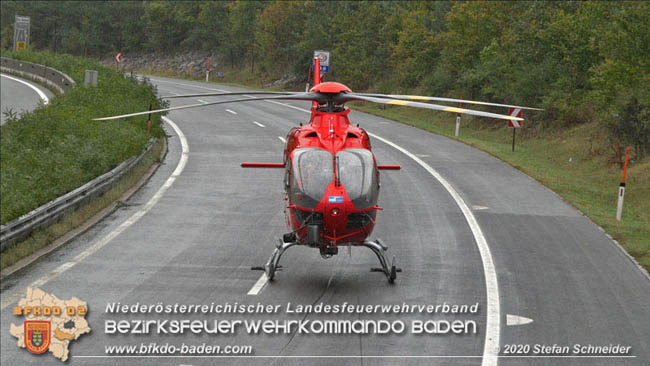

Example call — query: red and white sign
[114,53,123,63]
[508,108,523,128]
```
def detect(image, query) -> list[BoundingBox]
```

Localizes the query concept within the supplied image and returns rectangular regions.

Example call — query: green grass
[1,51,165,225]
[0,139,164,271]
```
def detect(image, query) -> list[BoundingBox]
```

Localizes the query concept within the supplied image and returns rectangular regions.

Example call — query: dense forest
[1,1,648,156]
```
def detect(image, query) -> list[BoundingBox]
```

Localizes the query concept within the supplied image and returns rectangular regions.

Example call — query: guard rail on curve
[0,139,156,251]
[1,57,75,93]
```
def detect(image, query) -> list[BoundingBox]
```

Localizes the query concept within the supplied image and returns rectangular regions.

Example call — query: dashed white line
[225,109,237,115]
[473,205,489,210]
[0,116,189,310]
[247,274,269,295]
[265,99,312,113]
[253,121,265,128]
[278,136,286,143]
[197,99,208,104]
[148,77,228,92]
[1,73,49,105]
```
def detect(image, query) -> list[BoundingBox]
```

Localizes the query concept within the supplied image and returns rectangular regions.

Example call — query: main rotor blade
[94,94,319,121]
[356,93,543,111]
[340,94,524,121]
[162,91,298,99]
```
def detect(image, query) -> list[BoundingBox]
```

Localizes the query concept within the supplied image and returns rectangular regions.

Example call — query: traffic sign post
[508,108,523,152]
[455,94,463,137]
[206,57,211,82]
[13,15,30,51]
[314,50,330,75]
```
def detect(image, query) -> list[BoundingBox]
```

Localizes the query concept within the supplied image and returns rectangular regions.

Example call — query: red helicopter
[96,56,540,283]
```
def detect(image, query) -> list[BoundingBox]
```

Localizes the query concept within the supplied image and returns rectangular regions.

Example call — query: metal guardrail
[0,139,156,251]
[1,57,76,93]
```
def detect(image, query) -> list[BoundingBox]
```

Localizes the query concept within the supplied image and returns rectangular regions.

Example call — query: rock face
[101,52,302,89]
[101,52,218,78]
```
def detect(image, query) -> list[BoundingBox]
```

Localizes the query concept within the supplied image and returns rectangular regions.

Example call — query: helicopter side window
[336,149,378,210]
[291,148,333,208]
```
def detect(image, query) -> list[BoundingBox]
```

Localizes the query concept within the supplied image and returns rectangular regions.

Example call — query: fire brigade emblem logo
[24,320,51,354]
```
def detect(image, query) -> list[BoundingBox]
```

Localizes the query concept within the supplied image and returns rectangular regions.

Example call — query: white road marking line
[253,121,265,128]
[225,109,237,115]
[506,314,533,326]
[197,99,208,104]
[0,116,189,310]
[265,99,312,113]
[368,132,500,366]
[1,73,49,105]
[416,154,430,158]
[261,99,500,366]
[278,136,286,143]
[247,274,269,295]
[148,77,228,92]
[473,205,489,210]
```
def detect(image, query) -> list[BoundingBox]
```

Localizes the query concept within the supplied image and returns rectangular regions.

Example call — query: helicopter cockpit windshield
[336,149,378,209]
[291,148,333,208]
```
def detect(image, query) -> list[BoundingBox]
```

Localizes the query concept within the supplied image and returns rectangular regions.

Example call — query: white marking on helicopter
[253,121,265,128]
[226,109,237,115]
[1,73,49,105]
[506,314,533,326]
[1,116,189,310]
[257,99,500,366]
[473,205,489,210]
[278,136,286,143]
[248,274,269,295]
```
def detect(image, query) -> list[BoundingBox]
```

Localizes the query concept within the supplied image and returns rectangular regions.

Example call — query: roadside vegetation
[0,50,165,225]
[352,105,650,272]
[1,2,647,270]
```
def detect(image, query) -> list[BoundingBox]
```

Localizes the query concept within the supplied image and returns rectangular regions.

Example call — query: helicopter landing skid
[354,239,401,283]
[251,239,298,281]
[252,238,400,283]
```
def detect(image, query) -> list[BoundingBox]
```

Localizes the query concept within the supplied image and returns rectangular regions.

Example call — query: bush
[0,51,164,224]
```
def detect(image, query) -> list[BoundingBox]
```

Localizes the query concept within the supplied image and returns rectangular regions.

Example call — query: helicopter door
[290,148,334,208]
[336,149,379,210]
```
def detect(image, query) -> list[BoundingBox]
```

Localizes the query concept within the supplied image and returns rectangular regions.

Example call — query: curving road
[0,73,53,125]
[1,75,648,365]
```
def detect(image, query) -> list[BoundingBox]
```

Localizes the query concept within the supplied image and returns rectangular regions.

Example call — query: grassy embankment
[1,51,165,270]
[131,66,649,273]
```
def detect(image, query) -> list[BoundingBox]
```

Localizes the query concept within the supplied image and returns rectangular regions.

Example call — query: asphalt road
[0,73,53,125]
[1,76,648,366]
